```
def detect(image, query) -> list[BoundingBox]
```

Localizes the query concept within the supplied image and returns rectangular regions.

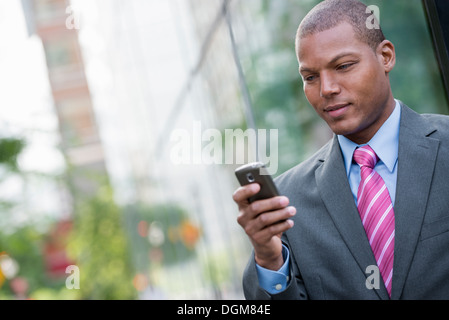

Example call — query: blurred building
[19,0,109,285]
[22,0,107,197]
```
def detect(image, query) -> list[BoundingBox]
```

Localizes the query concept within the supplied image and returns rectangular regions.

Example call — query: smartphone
[235,162,279,203]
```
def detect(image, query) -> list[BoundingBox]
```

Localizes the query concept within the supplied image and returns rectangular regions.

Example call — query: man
[233,0,449,300]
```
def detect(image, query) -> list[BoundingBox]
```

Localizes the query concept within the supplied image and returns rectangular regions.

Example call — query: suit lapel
[390,103,440,299]
[315,136,389,300]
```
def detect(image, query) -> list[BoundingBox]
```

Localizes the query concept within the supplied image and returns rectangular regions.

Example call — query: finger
[252,219,295,244]
[248,196,289,215]
[232,183,260,203]
[245,206,296,236]
[237,196,290,228]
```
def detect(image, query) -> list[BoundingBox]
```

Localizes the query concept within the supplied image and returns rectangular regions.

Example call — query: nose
[320,72,340,98]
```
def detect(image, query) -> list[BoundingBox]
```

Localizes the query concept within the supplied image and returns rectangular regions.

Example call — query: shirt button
[275,284,283,291]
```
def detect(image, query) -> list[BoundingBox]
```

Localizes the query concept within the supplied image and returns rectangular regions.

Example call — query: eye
[304,74,318,82]
[337,62,355,71]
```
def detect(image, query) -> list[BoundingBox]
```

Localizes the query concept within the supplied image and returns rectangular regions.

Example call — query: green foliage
[0,137,25,170]
[67,186,137,300]
[0,136,56,298]
[123,203,199,270]
[0,137,26,215]
[0,225,61,298]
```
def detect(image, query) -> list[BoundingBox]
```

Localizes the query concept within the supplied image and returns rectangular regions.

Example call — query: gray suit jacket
[243,102,449,300]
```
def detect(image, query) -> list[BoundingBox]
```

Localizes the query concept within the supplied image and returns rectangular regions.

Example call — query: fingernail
[280,197,289,206]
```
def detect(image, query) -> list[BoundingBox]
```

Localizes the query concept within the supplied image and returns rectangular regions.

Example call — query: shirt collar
[337,99,401,176]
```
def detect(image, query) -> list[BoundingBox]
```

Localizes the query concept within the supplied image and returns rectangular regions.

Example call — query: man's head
[296,0,396,144]
[296,0,385,53]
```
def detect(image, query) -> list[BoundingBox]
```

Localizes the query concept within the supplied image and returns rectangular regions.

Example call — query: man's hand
[233,183,296,271]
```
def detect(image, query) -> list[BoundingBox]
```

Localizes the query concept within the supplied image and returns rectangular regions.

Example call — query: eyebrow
[299,51,359,74]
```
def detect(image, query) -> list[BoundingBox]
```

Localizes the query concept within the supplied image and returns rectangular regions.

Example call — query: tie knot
[353,145,379,169]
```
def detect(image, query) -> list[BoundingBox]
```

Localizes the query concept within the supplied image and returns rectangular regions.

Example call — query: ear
[377,40,396,74]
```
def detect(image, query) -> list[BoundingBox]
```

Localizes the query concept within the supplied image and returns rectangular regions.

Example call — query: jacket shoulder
[274,138,333,193]
[400,102,449,139]
[421,112,449,135]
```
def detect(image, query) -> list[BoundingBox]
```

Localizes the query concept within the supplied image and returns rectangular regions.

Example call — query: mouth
[324,103,351,118]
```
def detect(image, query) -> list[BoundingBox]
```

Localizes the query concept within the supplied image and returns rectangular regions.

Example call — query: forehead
[297,22,370,68]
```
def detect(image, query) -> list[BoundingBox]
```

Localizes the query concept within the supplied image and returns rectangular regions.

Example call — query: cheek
[304,85,319,107]
[347,65,385,98]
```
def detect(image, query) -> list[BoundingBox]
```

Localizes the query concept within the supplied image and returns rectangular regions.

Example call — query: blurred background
[0,0,447,300]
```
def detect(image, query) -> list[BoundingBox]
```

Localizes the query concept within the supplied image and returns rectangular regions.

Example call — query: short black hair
[296,0,386,53]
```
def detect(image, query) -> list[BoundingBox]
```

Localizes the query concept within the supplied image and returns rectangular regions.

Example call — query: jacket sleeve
[242,243,309,300]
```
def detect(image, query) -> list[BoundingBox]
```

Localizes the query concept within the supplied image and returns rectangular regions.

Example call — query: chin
[326,115,363,134]
[326,122,354,136]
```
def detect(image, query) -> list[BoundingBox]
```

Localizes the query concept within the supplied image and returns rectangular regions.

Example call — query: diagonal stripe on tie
[354,145,395,298]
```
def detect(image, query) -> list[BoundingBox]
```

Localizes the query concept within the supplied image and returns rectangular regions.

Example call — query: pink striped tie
[353,145,394,298]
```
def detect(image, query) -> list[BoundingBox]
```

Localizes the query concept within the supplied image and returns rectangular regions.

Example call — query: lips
[325,103,350,118]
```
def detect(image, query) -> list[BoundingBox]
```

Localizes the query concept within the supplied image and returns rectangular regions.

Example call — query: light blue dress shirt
[256,100,401,294]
